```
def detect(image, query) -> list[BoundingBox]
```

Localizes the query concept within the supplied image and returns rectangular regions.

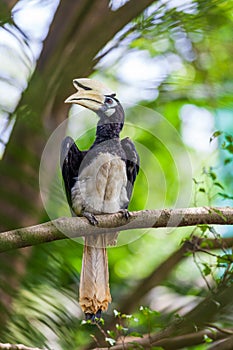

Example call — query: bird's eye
[105,97,114,105]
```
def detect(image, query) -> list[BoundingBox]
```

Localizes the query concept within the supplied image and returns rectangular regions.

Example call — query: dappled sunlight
[0,0,233,348]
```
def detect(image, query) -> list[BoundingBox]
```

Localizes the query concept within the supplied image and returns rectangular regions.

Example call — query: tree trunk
[0,0,155,330]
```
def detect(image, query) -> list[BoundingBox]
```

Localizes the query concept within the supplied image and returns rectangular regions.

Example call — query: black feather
[60,136,85,208]
[121,137,140,202]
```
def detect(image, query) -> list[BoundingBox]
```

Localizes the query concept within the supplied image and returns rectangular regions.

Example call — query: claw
[83,211,98,226]
[85,309,102,323]
[85,313,94,322]
[119,209,131,220]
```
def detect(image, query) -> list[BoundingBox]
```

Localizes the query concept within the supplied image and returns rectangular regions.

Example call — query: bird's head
[65,78,124,124]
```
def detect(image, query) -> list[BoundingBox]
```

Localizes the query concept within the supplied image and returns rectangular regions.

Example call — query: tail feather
[79,234,111,315]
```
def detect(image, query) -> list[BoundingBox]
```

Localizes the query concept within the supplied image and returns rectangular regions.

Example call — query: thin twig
[205,324,233,335]
[118,234,233,314]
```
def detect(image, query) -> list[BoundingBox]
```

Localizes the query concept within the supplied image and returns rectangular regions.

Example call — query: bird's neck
[94,122,123,144]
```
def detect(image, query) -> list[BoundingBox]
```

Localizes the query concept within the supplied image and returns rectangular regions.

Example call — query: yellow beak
[65,78,114,112]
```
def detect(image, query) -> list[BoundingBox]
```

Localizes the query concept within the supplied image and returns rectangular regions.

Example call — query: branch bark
[118,234,233,314]
[96,284,233,350]
[208,335,233,350]
[0,207,233,253]
[94,328,232,350]
[158,283,233,338]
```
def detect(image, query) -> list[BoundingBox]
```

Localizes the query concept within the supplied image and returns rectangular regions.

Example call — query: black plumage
[61,135,139,214]
[60,78,139,318]
[60,136,86,210]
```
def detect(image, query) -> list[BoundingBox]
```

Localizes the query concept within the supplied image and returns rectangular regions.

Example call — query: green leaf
[202,263,211,276]
[116,323,128,334]
[214,182,224,190]
[198,224,211,233]
[225,134,233,143]
[226,144,233,154]
[121,313,133,319]
[81,319,92,325]
[113,309,121,317]
[210,208,227,222]
[217,254,233,264]
[224,158,233,165]
[210,131,222,143]
[128,331,143,338]
[199,188,206,193]
[203,334,213,343]
[107,330,116,339]
[200,239,214,249]
[139,306,160,316]
[97,317,104,325]
[209,171,217,181]
[116,323,123,331]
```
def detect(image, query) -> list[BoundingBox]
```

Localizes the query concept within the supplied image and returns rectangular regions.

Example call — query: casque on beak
[64,78,114,112]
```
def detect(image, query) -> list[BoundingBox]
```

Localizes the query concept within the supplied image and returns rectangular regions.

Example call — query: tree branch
[100,284,233,350]
[158,283,233,339]
[94,328,232,350]
[118,234,233,314]
[0,207,233,253]
[208,335,233,350]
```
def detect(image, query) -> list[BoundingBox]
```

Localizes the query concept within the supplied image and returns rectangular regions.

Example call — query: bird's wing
[121,137,140,201]
[60,136,84,208]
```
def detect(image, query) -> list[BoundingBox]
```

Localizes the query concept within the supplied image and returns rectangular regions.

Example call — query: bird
[60,78,139,320]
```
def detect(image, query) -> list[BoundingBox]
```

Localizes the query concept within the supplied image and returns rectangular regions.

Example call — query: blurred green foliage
[0,0,233,349]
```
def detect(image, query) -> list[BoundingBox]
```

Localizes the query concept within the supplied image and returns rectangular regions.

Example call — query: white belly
[71,152,128,214]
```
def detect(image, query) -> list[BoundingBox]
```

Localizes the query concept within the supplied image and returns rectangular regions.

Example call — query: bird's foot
[83,211,98,226]
[119,209,131,220]
[85,309,102,323]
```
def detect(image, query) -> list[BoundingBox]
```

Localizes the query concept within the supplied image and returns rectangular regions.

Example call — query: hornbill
[60,78,139,320]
